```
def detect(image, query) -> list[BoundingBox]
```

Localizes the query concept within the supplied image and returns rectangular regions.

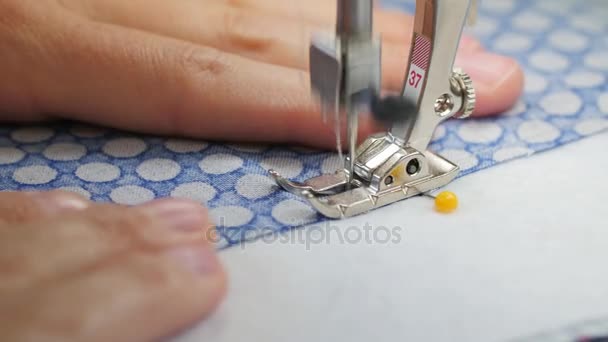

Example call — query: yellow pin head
[434,191,458,213]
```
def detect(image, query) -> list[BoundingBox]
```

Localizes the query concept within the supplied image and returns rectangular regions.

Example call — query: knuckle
[176,45,226,78]
[0,192,44,224]
[220,9,276,54]
[129,255,178,288]
[81,205,189,249]
[162,45,227,135]
[79,205,156,245]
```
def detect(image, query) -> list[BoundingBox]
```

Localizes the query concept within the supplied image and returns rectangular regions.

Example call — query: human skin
[0,0,524,341]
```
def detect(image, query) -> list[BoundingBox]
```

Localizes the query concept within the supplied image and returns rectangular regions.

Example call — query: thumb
[1,199,226,342]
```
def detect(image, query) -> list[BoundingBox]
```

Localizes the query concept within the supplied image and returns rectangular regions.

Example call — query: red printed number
[408,70,423,88]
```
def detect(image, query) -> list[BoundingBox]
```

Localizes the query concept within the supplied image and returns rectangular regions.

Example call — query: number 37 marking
[408,70,423,88]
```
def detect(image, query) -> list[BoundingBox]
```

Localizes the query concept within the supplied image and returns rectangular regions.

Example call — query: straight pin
[420,191,459,213]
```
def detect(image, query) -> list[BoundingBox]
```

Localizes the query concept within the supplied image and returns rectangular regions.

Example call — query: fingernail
[141,199,206,232]
[459,36,483,53]
[457,52,519,88]
[166,245,220,276]
[26,191,90,212]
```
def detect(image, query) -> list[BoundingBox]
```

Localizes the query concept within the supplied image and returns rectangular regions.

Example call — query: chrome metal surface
[337,0,373,39]
[392,0,475,151]
[269,170,348,196]
[271,145,460,219]
[272,0,477,219]
[309,0,381,186]
[451,68,476,119]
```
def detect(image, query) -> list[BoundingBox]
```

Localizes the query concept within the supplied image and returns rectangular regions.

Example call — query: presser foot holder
[269,133,460,219]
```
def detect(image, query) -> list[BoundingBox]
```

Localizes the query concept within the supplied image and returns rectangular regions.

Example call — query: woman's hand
[0,191,226,342]
[0,0,523,148]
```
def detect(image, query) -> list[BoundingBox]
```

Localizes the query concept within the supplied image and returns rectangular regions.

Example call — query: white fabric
[179,132,608,342]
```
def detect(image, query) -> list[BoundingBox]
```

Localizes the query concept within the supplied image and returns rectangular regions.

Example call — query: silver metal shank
[337,0,373,39]
[393,0,474,150]
[271,0,476,219]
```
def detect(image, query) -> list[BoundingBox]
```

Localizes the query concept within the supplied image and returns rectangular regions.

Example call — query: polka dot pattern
[570,15,606,33]
[512,12,551,32]
[0,147,25,165]
[110,185,155,205]
[504,100,527,117]
[493,33,532,53]
[575,119,608,136]
[524,73,548,93]
[517,120,561,144]
[565,72,605,88]
[76,163,120,183]
[43,143,86,161]
[210,206,254,228]
[235,174,276,200]
[585,52,608,70]
[272,199,318,226]
[457,122,503,144]
[529,51,570,72]
[103,138,147,158]
[199,154,243,174]
[321,155,343,174]
[11,127,54,143]
[1,0,607,249]
[440,149,479,171]
[13,165,57,185]
[539,91,582,116]
[165,139,208,153]
[260,157,303,179]
[432,124,447,140]
[549,30,588,52]
[137,159,181,181]
[171,182,217,204]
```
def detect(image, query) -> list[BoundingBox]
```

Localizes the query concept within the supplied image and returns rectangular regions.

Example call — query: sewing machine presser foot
[270,133,459,218]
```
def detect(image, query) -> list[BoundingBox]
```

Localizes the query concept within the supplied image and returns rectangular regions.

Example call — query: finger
[4,239,225,342]
[67,0,413,44]
[62,0,513,117]
[218,0,487,49]
[0,198,213,291]
[30,4,520,153]
[218,0,417,44]
[63,0,481,87]
[25,7,357,148]
[211,0,499,112]
[456,51,524,116]
[0,191,89,225]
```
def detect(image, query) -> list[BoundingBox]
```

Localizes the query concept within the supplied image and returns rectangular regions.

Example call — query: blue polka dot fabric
[1,0,607,249]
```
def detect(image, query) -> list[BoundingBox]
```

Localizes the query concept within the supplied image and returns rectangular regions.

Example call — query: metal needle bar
[336,0,374,185]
